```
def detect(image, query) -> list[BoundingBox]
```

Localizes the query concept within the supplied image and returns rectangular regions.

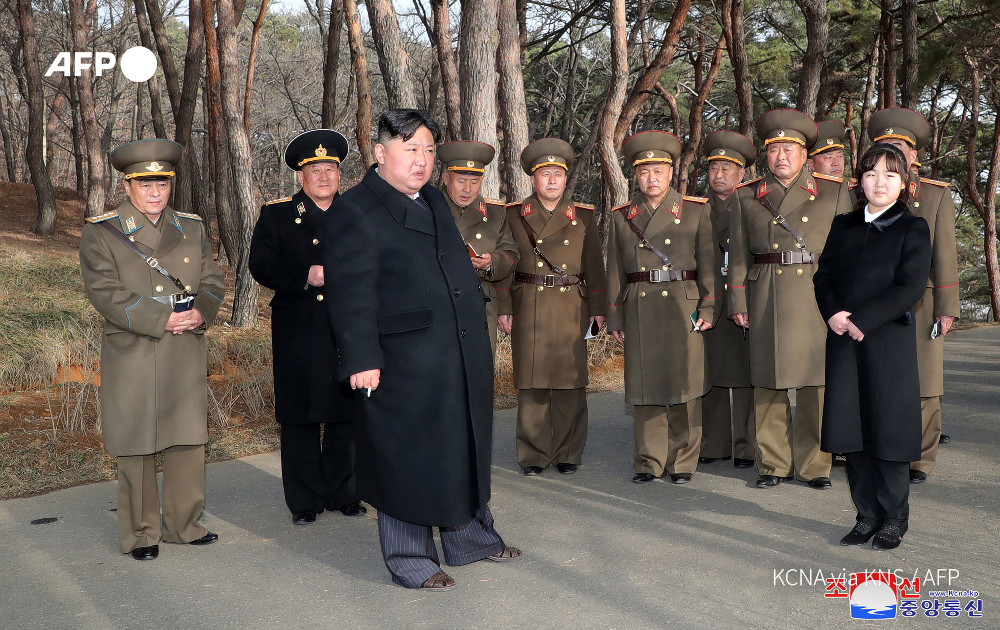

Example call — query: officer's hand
[695,318,713,332]
[498,315,512,335]
[732,312,750,328]
[937,315,955,336]
[307,265,324,287]
[350,369,380,392]
[827,311,852,335]
[846,319,865,342]
[166,311,189,334]
[471,253,492,271]
[590,315,606,331]
[611,330,625,344]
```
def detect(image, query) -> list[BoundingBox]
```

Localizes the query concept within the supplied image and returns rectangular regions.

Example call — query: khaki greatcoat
[727,169,852,389]
[504,194,606,389]
[442,193,520,351]
[606,190,718,405]
[79,202,225,456]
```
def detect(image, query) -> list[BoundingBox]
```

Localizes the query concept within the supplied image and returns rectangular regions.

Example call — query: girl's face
[861,156,904,212]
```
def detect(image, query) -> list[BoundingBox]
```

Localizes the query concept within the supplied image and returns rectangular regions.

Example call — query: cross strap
[621,211,674,269]
[756,194,810,254]
[519,213,566,276]
[100,221,189,295]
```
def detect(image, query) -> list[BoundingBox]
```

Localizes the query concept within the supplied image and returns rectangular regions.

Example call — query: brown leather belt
[514,271,583,287]
[626,269,697,283]
[753,251,819,265]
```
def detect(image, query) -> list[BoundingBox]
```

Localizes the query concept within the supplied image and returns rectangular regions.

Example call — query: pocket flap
[378,308,434,334]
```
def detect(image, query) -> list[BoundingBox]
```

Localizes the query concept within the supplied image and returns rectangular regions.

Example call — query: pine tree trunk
[71,0,107,217]
[321,1,344,127]
[794,0,829,119]
[496,0,531,202]
[365,0,417,109]
[344,0,374,166]
[431,0,461,140]
[459,0,500,196]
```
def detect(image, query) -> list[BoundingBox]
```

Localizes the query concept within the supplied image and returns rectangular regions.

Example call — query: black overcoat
[813,202,932,461]
[320,166,494,527]
[249,189,355,425]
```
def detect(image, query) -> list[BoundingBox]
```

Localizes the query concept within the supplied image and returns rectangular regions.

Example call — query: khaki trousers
[753,386,830,480]
[700,387,755,460]
[633,398,702,476]
[516,388,588,468]
[911,396,942,474]
[116,444,208,553]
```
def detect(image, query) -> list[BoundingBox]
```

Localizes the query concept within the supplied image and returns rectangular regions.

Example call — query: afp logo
[45,46,158,83]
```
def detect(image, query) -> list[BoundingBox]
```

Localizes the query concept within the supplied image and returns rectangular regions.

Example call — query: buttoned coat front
[79,202,226,456]
[727,169,852,389]
[320,166,494,528]
[606,190,718,405]
[814,204,932,461]
[503,194,606,390]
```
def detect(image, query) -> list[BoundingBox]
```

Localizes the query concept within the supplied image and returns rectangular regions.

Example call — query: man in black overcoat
[320,109,520,591]
[249,129,366,525]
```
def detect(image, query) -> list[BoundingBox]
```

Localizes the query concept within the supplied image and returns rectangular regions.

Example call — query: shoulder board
[612,203,631,213]
[505,201,523,209]
[813,173,843,183]
[484,197,506,205]
[574,202,595,210]
[85,211,119,224]
[264,196,293,206]
[919,177,950,188]
[174,211,203,221]
[682,195,709,204]
[847,178,859,189]
[736,177,763,189]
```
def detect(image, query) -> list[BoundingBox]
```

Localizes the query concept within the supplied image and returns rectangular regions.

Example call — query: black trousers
[846,451,910,532]
[279,422,357,514]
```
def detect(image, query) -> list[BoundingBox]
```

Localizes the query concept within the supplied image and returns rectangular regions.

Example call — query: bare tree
[677,28,726,195]
[877,0,897,109]
[459,0,500,196]
[344,0,373,165]
[429,0,461,140]
[722,0,752,136]
[595,0,628,222]
[70,0,106,217]
[793,0,829,119]
[365,0,417,109]
[321,0,344,127]
[899,0,918,108]
[497,0,530,202]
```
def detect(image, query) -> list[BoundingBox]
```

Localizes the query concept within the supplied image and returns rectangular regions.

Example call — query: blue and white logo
[850,576,898,619]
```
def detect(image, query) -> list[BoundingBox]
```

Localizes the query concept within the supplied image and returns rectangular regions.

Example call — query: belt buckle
[543,275,556,287]
[146,257,158,268]
[780,251,794,265]
[649,269,661,283]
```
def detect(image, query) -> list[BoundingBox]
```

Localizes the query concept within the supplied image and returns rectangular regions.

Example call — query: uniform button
[674,218,681,224]
[775,269,783,275]
[661,290,669,297]
[155,285,163,292]
[664,238,671,245]
[316,294,324,301]
[559,287,567,293]
[914,202,920,208]
[563,240,569,245]
[439,250,446,258]
[182,235,188,240]
[537,286,544,292]
[184,285,192,292]
[638,243,644,248]
[294,218,302,224]
[640,266,646,272]
[801,216,809,223]
[453,288,462,297]
[537,261,544,268]
[571,220,577,225]
[129,236,135,242]
[639,291,646,297]
[183,257,190,263]
[536,239,543,244]
[561,263,567,269]
[796,268,803,275]
[772,243,780,250]
[662,265,669,270]
[808,195,815,201]
[726,238,730,244]
[312,238,319,245]
[483,217,488,222]
[461,329,467,337]
[772,219,779,225]
[475,233,482,239]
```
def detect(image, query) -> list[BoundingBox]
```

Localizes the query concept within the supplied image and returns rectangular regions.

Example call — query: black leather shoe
[871,524,903,550]
[733,458,755,468]
[523,466,543,476]
[698,457,718,464]
[556,463,577,474]
[130,545,158,560]
[632,472,655,484]
[756,475,782,488]
[669,473,692,484]
[939,433,951,444]
[292,511,318,525]
[807,476,832,489]
[188,532,219,546]
[339,502,367,516]
[839,522,878,546]
[909,469,927,484]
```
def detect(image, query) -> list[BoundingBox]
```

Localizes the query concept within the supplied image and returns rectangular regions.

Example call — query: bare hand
[611,330,625,344]
[695,318,713,332]
[166,309,205,334]
[350,369,380,392]
[827,311,852,336]
[471,252,492,271]
[937,315,955,336]
[307,265,324,287]
[846,319,865,342]
[590,315,606,332]
[498,314,512,335]
[732,312,750,329]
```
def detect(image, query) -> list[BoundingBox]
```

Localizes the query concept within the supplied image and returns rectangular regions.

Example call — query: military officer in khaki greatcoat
[698,130,757,469]
[867,108,960,484]
[79,139,226,560]
[808,121,848,179]
[728,109,852,489]
[499,138,606,476]
[607,131,718,484]
[437,141,519,353]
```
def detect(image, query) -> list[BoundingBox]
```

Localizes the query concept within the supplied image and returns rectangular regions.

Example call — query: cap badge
[315,144,327,157]
[646,151,655,158]
[467,160,475,168]
[719,149,726,156]
[547,155,556,162]
[826,138,834,145]
[146,161,163,172]
[886,128,894,134]
[776,130,785,137]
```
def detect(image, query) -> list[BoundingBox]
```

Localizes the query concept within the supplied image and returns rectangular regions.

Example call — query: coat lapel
[117,202,160,252]
[519,194,550,241]
[709,190,732,238]
[776,169,813,217]
[154,208,184,257]
[451,195,487,232]
[361,166,436,235]
[536,197,571,240]
[643,189,682,240]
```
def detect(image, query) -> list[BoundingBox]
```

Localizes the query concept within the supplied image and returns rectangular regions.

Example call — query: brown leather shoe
[487,546,522,562]
[419,570,456,591]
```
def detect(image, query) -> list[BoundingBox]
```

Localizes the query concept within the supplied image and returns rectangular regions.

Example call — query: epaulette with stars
[85,211,119,224]
[813,173,843,183]
[682,195,709,204]
[264,196,293,206]
[736,177,763,189]
[919,177,950,188]
[174,211,203,221]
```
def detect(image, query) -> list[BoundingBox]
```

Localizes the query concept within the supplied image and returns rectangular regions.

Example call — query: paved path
[2,327,998,629]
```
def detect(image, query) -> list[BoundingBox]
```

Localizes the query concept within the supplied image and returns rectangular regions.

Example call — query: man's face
[125,178,171,220]
[441,171,483,207]
[808,150,845,178]
[877,138,918,172]
[766,142,807,181]
[375,126,436,195]
[297,162,341,205]
[635,163,672,203]
[531,166,567,205]
[707,161,744,198]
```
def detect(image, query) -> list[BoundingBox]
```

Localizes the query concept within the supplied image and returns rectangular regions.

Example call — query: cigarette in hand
[366,387,371,397]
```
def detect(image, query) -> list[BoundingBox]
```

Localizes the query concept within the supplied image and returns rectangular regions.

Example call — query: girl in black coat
[813,144,932,550]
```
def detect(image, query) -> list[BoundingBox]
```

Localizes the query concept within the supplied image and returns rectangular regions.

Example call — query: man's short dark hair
[377,109,441,145]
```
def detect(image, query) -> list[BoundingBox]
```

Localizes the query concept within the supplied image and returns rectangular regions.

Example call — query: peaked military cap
[810,121,847,156]
[867,107,930,149]
[703,130,755,167]
[622,130,681,168]
[756,109,818,148]
[520,138,574,175]
[437,141,496,175]
[110,139,183,180]
[284,129,349,171]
